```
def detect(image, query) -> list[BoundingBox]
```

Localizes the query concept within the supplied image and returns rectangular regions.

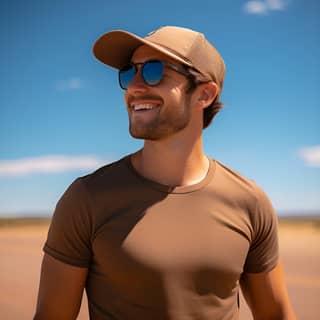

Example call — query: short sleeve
[44,178,93,267]
[244,186,279,273]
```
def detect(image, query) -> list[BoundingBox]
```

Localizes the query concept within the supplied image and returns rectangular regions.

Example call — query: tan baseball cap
[93,26,226,89]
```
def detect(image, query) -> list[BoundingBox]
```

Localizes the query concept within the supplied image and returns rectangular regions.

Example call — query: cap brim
[93,30,193,70]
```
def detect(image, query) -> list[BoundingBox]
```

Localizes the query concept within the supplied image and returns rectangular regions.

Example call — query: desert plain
[0,217,319,319]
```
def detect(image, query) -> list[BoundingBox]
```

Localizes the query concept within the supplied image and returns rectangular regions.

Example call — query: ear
[195,82,219,110]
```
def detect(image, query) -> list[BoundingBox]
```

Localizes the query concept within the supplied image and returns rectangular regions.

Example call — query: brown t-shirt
[44,156,279,320]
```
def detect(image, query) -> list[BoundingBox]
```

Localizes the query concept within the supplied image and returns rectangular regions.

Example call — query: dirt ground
[0,220,319,319]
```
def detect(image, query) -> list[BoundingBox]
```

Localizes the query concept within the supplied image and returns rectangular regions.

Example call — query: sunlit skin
[125,45,219,187]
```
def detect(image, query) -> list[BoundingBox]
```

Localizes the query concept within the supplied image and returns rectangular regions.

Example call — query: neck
[131,131,209,187]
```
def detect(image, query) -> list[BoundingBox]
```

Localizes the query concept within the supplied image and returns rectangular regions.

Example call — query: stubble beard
[129,98,192,141]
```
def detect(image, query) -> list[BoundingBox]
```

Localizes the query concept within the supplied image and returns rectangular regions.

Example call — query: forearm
[241,261,296,320]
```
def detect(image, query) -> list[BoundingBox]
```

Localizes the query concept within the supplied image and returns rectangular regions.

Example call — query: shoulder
[212,159,277,225]
[80,155,130,182]
[54,155,132,219]
[212,159,265,204]
[46,156,133,260]
[74,155,132,193]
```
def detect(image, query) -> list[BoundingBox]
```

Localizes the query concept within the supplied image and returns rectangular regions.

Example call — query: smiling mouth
[132,104,158,111]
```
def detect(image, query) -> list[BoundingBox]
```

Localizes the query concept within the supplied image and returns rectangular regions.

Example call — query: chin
[129,119,190,141]
[129,130,161,141]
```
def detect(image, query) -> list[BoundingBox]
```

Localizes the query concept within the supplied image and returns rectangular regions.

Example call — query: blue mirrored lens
[119,65,135,89]
[142,61,163,86]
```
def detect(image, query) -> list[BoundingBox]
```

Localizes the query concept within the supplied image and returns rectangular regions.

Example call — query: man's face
[124,45,195,140]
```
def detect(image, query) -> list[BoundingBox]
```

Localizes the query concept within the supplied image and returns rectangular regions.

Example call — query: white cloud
[298,145,320,167]
[0,155,107,177]
[266,0,287,10]
[56,77,84,91]
[244,1,268,14]
[244,0,288,14]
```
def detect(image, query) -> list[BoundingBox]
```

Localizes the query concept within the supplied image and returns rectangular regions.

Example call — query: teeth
[133,104,155,111]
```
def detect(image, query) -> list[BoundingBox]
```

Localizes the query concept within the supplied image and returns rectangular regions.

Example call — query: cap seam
[184,32,209,77]
[187,32,203,64]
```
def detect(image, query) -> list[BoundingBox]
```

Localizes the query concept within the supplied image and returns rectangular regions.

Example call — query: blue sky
[0,0,319,216]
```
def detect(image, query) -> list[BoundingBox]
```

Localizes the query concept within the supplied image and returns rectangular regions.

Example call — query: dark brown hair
[202,97,224,129]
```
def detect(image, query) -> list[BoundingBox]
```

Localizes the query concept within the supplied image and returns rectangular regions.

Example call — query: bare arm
[34,253,88,320]
[240,260,296,320]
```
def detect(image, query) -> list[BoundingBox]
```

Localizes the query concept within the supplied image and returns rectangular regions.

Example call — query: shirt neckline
[124,155,216,194]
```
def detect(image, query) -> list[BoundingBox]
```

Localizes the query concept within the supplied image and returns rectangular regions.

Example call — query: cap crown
[144,26,225,87]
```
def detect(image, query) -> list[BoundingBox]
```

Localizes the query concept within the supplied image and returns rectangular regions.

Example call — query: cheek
[167,87,185,103]
[170,87,193,108]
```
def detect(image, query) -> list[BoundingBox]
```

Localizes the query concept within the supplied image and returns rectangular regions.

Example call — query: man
[34,26,296,319]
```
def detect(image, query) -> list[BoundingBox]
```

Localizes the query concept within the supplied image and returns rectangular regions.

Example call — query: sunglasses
[118,59,194,90]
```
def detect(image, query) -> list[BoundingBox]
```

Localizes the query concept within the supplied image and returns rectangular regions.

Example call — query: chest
[91,195,251,291]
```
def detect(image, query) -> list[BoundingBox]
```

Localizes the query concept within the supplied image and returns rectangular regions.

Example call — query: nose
[126,67,148,95]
